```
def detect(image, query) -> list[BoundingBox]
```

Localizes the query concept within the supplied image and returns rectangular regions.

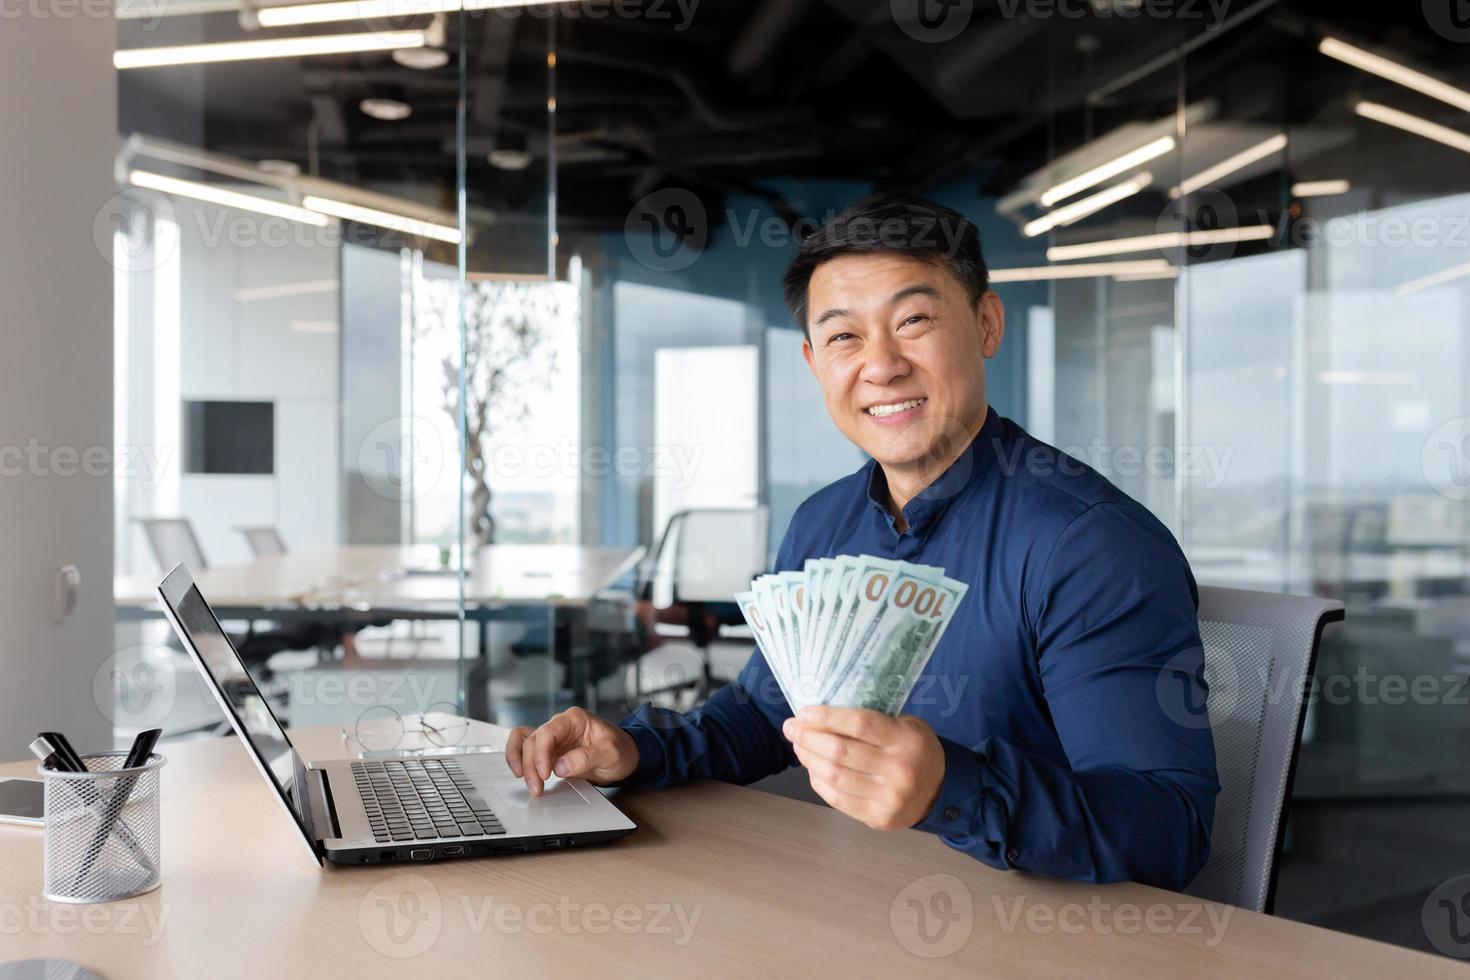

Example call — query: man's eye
[901,314,929,327]
[827,332,855,344]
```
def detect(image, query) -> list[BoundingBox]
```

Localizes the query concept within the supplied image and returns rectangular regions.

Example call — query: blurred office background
[19,0,1465,958]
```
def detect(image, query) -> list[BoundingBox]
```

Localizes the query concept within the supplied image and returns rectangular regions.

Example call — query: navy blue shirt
[619,409,1218,890]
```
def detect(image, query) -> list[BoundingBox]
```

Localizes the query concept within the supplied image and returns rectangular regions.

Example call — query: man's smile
[864,396,928,424]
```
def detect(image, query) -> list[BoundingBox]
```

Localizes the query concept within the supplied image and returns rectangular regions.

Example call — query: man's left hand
[782,705,946,831]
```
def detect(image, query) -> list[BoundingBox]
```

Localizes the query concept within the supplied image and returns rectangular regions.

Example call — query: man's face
[801,252,1004,476]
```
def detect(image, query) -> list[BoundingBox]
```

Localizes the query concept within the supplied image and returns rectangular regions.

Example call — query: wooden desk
[0,726,1457,978]
[115,544,646,615]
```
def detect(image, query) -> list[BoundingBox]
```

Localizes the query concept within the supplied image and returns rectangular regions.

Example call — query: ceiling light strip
[1045,224,1275,262]
[989,260,1175,283]
[302,195,462,243]
[1320,37,1470,114]
[114,30,426,69]
[1023,173,1153,238]
[1354,101,1470,155]
[1039,136,1176,208]
[128,170,331,226]
[1169,133,1287,199]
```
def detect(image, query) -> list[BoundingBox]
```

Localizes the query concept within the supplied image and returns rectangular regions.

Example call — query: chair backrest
[1183,585,1344,913]
[137,517,208,572]
[647,507,770,606]
[238,525,287,557]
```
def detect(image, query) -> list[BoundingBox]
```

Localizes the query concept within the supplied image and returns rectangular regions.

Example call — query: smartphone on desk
[0,777,44,827]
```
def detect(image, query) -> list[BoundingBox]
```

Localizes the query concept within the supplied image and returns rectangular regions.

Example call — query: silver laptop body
[156,564,637,866]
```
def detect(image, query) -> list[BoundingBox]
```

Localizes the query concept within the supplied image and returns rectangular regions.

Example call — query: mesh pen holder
[38,751,165,904]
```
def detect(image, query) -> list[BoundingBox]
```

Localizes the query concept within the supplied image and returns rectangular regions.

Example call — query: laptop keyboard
[352,758,505,844]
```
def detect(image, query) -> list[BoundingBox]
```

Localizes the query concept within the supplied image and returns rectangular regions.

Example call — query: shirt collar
[864,406,1002,534]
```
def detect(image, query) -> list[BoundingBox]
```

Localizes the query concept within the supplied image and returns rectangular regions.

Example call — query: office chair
[137,517,209,571]
[237,525,287,557]
[636,507,771,696]
[1182,585,1345,913]
[136,516,340,676]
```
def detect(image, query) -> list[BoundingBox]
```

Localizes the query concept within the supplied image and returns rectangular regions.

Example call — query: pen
[30,733,157,879]
[73,728,162,887]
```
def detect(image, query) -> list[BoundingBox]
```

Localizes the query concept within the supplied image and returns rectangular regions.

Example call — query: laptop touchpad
[487,777,592,809]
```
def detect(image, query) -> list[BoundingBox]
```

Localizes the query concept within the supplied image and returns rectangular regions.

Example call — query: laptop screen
[156,564,321,862]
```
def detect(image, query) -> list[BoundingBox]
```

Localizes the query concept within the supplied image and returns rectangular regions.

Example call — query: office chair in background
[236,525,287,557]
[136,517,342,678]
[1183,585,1345,914]
[631,507,771,701]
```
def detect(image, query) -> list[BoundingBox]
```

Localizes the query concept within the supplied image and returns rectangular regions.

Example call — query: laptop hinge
[313,769,341,840]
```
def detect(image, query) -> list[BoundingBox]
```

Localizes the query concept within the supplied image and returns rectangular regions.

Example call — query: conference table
[115,544,647,719]
[0,720,1458,978]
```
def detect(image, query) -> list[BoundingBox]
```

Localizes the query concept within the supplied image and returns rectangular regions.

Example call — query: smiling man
[506,195,1219,890]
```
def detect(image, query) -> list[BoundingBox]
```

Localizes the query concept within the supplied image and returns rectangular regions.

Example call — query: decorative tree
[413,272,565,546]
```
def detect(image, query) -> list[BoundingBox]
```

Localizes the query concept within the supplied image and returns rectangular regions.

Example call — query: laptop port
[441,845,464,856]
[380,851,397,862]
[543,837,563,848]
[493,843,530,854]
[409,848,433,861]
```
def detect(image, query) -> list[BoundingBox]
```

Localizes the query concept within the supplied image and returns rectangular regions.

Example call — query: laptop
[156,564,637,866]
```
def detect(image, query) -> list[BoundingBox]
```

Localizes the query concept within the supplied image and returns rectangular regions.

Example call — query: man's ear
[978,292,1006,358]
[801,334,818,377]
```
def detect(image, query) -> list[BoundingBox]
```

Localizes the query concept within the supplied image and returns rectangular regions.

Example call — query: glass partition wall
[110,9,556,740]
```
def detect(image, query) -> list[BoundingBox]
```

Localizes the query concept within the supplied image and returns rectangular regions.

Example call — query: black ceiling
[117,0,1470,247]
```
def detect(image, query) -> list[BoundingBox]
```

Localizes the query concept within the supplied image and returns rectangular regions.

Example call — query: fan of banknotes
[736,556,969,715]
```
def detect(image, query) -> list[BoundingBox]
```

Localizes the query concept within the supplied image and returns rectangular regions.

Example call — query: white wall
[119,197,341,572]
[0,15,116,752]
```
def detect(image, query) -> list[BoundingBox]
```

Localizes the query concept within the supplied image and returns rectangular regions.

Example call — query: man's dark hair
[781,194,989,337]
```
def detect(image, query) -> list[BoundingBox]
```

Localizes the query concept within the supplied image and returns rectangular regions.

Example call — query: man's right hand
[505,707,639,797]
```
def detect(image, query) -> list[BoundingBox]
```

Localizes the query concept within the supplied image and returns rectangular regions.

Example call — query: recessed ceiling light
[257,159,302,177]
[392,47,450,70]
[359,98,412,122]
[488,148,533,171]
